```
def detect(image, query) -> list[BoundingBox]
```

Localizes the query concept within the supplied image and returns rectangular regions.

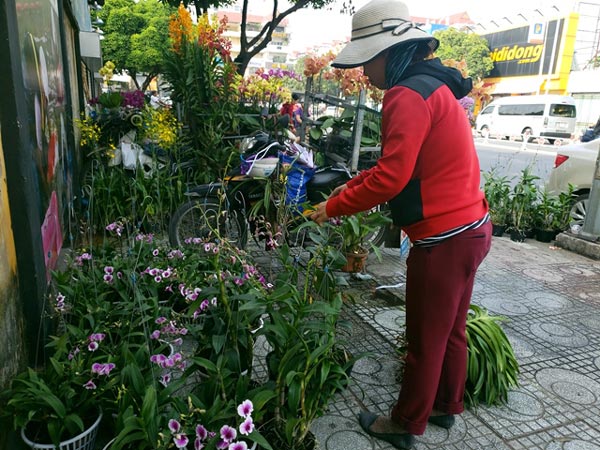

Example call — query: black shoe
[358,411,415,450]
[428,414,455,429]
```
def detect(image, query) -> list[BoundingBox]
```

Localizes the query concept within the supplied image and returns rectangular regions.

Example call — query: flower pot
[21,411,102,450]
[341,250,369,273]
[535,229,558,243]
[491,224,506,237]
[509,230,526,242]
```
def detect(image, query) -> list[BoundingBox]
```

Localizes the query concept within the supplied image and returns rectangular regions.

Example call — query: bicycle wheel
[168,196,247,249]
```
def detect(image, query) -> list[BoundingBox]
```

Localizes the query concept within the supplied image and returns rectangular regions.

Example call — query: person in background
[280,93,303,132]
[581,116,600,142]
[309,0,491,448]
[291,93,304,130]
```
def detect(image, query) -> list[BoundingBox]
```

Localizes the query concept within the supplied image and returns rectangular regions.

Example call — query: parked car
[546,138,600,226]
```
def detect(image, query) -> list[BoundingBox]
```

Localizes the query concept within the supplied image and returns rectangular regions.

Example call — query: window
[498,104,544,116]
[550,104,576,118]
[480,106,494,115]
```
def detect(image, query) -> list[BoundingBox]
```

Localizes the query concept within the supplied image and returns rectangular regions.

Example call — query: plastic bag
[120,142,156,178]
[280,153,315,213]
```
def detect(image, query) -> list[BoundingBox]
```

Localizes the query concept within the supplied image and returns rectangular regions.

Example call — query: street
[475,136,560,188]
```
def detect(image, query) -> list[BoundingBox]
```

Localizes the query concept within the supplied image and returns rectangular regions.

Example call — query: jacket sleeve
[326,87,432,218]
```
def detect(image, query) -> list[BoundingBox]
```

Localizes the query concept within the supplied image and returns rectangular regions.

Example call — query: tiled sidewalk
[298,236,600,450]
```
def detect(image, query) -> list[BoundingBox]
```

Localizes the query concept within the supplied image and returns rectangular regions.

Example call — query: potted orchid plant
[1,221,274,450]
[0,323,117,448]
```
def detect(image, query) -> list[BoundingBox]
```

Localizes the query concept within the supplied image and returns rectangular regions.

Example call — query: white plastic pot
[21,411,102,450]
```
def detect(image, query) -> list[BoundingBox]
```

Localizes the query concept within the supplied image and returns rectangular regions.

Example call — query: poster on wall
[16,0,74,275]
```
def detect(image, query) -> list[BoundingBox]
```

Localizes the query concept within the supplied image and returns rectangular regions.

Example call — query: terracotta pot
[341,250,369,273]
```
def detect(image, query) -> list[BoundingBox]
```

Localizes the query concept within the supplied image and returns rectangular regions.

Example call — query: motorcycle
[168,119,387,250]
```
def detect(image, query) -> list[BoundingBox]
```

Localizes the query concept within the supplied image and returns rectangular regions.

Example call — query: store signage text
[490,44,544,64]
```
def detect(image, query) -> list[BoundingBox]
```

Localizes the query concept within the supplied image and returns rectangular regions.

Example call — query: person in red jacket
[310,1,491,448]
[279,93,303,133]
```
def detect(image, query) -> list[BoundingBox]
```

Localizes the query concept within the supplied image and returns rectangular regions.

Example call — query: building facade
[215,2,292,73]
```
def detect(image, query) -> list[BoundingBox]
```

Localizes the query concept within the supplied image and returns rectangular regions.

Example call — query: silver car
[546,138,600,226]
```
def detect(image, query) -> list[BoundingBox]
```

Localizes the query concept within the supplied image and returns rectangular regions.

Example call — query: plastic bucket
[21,412,102,450]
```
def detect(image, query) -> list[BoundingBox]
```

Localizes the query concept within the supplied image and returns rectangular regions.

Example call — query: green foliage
[1,225,275,449]
[509,168,539,232]
[483,170,512,226]
[433,28,494,80]
[159,0,235,15]
[161,0,337,75]
[240,242,352,448]
[465,305,519,407]
[533,184,576,232]
[338,210,391,256]
[394,303,519,408]
[81,156,186,236]
[534,188,559,230]
[99,0,174,90]
[162,14,243,183]
[309,108,381,169]
[553,184,577,231]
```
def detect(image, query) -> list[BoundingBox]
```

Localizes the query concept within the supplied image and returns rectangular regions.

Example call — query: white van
[475,95,577,142]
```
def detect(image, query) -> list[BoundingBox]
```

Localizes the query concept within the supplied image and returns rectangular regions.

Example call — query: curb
[554,231,600,260]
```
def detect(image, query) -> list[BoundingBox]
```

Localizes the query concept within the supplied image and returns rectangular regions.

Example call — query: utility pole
[580,141,600,241]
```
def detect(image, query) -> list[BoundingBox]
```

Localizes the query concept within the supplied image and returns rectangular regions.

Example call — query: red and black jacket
[326,59,488,241]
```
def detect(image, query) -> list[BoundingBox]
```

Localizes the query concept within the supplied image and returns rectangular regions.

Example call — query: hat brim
[331,31,439,69]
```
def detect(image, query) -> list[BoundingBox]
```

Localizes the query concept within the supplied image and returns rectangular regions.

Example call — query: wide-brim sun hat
[332,0,439,68]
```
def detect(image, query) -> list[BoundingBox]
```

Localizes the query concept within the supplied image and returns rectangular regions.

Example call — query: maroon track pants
[391,220,492,435]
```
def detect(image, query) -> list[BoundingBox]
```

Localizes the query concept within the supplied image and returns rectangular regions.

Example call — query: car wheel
[570,193,589,228]
[480,126,490,138]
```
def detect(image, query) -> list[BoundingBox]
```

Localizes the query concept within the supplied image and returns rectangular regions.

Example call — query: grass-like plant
[465,304,519,407]
[395,304,520,408]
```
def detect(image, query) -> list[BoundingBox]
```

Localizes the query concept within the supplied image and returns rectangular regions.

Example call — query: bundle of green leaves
[465,304,520,407]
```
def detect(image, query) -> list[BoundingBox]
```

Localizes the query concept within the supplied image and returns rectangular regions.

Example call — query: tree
[433,27,494,80]
[161,0,338,75]
[99,0,174,91]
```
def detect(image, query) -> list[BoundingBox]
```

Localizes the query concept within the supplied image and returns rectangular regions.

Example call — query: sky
[285,0,578,52]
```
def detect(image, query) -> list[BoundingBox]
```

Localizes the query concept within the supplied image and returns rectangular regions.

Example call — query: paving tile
[249,236,600,449]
